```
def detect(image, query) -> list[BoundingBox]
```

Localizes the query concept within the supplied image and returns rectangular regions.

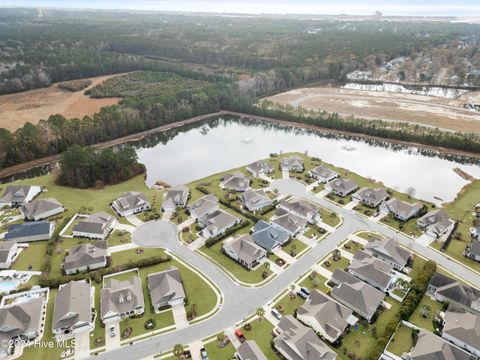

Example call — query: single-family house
[0,242,19,269]
[21,198,65,221]
[280,156,304,172]
[101,275,145,323]
[428,272,480,316]
[0,185,42,208]
[270,208,307,236]
[220,172,250,192]
[442,307,480,357]
[410,329,476,360]
[296,290,358,344]
[278,197,320,224]
[0,296,44,358]
[240,189,273,212]
[464,238,480,262]
[63,241,108,275]
[347,251,394,293]
[308,165,339,183]
[162,185,189,212]
[222,234,267,270]
[330,269,385,322]
[246,160,274,177]
[470,220,480,240]
[364,237,411,271]
[251,220,289,252]
[273,315,337,360]
[199,209,240,239]
[383,198,423,221]
[4,221,54,243]
[72,212,116,240]
[187,194,219,220]
[352,188,389,208]
[147,267,186,312]
[112,192,151,217]
[417,209,455,239]
[52,281,94,338]
[325,178,358,197]
[236,340,267,360]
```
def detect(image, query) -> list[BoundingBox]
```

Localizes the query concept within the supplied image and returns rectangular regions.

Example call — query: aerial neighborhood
[0,152,478,360]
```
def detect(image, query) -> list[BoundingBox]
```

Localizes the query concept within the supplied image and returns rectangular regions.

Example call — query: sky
[1,0,480,17]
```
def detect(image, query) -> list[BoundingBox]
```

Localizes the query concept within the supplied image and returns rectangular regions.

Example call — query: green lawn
[408,296,442,331]
[242,319,278,359]
[353,203,376,217]
[321,254,350,272]
[12,241,49,271]
[342,240,364,254]
[283,239,308,258]
[300,273,330,294]
[171,208,190,225]
[430,237,480,273]
[386,325,414,356]
[199,242,271,285]
[381,215,422,238]
[326,192,352,205]
[203,335,236,360]
[275,292,305,315]
[180,229,199,244]
[319,207,341,227]
[108,230,132,246]
[303,225,326,239]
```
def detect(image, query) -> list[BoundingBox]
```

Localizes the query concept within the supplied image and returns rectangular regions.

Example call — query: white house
[0,242,19,269]
[308,165,339,183]
[72,212,116,240]
[0,185,42,209]
[112,192,151,217]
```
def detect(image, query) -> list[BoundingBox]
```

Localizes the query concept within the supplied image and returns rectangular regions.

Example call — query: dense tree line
[56,146,145,188]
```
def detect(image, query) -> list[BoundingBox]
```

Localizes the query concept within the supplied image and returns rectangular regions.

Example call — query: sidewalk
[312,263,333,279]
[305,181,319,192]
[296,234,317,247]
[188,340,204,360]
[344,200,358,210]
[266,259,283,275]
[317,221,336,233]
[316,189,329,198]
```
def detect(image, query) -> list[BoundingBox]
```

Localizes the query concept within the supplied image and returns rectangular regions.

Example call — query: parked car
[271,308,283,320]
[183,350,192,358]
[300,287,311,296]
[108,325,116,337]
[200,347,209,360]
[296,290,308,299]
[235,329,246,343]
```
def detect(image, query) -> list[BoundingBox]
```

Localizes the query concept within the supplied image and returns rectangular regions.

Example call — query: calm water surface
[130,116,480,204]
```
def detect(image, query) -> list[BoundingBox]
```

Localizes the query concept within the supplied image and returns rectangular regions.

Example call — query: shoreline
[1,110,479,180]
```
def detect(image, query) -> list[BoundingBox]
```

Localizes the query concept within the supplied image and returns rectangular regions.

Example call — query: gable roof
[221,172,250,190]
[187,194,219,218]
[436,281,480,313]
[101,275,145,318]
[5,221,52,240]
[274,315,336,360]
[354,187,388,204]
[429,272,457,290]
[364,237,411,268]
[53,281,91,331]
[22,198,63,218]
[223,234,266,265]
[64,241,108,272]
[237,340,268,360]
[163,185,189,208]
[411,329,476,360]
[281,156,304,170]
[331,269,384,319]
[0,186,39,204]
[252,220,289,251]
[113,192,149,212]
[327,178,358,194]
[247,160,274,174]
[348,250,393,289]
[147,267,185,306]
[271,209,307,234]
[417,209,454,234]
[279,197,317,218]
[0,242,16,263]
[386,198,422,217]
[443,307,480,351]
[241,189,272,209]
[202,209,239,231]
[309,165,338,179]
[297,290,354,341]
[73,212,115,235]
[0,297,43,340]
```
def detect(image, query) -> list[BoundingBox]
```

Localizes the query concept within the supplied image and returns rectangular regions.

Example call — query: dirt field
[0,74,123,131]
[266,87,480,133]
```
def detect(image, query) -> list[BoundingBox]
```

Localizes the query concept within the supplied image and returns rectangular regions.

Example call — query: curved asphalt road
[95,179,480,360]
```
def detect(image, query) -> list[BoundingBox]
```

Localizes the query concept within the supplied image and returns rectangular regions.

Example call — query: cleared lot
[266,87,480,133]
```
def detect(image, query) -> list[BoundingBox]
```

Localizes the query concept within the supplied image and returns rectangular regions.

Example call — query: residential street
[95,178,480,360]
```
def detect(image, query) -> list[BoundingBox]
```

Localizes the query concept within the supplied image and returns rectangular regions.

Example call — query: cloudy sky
[1,0,479,17]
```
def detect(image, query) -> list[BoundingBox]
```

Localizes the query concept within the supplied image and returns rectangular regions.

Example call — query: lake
[127,116,480,204]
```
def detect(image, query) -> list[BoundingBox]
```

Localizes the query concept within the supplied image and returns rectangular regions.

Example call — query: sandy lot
[0,74,122,131]
[266,87,480,133]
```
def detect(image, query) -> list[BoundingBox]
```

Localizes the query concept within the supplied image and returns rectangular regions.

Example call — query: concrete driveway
[132,220,178,248]
[104,321,121,351]
[74,330,90,360]
[172,303,189,330]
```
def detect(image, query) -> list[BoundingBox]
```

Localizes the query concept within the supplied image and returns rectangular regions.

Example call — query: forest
[1,9,480,169]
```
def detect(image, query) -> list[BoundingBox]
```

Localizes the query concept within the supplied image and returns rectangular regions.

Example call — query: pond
[126,116,480,204]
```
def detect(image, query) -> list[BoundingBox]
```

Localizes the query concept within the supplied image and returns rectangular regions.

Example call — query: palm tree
[256,307,265,321]
[173,344,184,359]
[264,261,270,272]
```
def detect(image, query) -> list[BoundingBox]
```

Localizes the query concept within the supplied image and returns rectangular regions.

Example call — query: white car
[108,325,116,337]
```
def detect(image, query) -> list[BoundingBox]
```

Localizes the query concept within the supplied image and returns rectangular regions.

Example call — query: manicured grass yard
[180,229,199,244]
[203,335,236,360]
[300,273,330,294]
[408,295,442,332]
[381,215,422,238]
[342,240,364,254]
[283,238,308,258]
[12,241,49,271]
[326,192,352,205]
[199,242,271,284]
[108,230,132,246]
[242,319,278,359]
[386,325,414,356]
[319,207,341,227]
[321,254,350,272]
[430,237,480,273]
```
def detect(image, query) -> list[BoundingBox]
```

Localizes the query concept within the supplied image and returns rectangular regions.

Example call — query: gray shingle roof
[252,220,289,251]
[0,242,16,263]
[364,237,411,269]
[223,234,266,265]
[240,189,272,210]
[221,172,251,191]
[101,276,145,319]
[237,340,268,360]
[354,187,388,205]
[279,197,317,218]
[309,165,338,179]
[417,209,454,235]
[328,178,358,194]
[163,185,189,209]
[22,198,63,219]
[187,194,219,218]
[52,281,91,332]
[0,297,43,342]
[280,156,304,170]
[64,241,108,272]
[443,307,480,352]
[73,212,115,235]
[271,209,307,234]
[113,192,149,212]
[247,160,274,175]
[0,186,38,204]
[147,267,185,307]
[348,250,393,289]
[386,198,422,218]
[411,329,476,360]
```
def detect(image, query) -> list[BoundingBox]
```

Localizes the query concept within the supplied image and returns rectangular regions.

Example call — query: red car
[235,329,246,343]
